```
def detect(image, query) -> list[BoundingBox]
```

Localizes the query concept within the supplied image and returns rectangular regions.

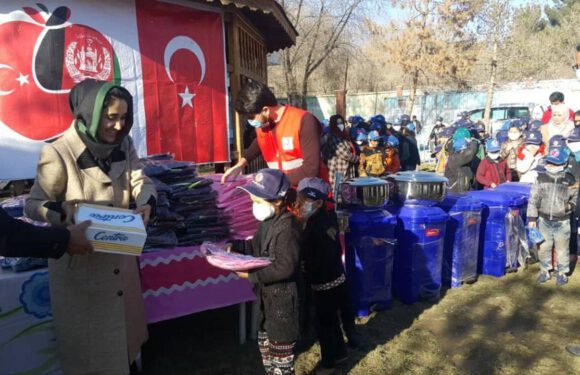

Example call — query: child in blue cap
[476,138,511,189]
[296,177,358,374]
[527,148,578,286]
[232,169,302,374]
[359,130,388,177]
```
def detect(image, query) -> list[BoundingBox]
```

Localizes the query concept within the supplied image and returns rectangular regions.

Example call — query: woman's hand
[61,199,85,225]
[135,204,152,226]
[221,158,248,184]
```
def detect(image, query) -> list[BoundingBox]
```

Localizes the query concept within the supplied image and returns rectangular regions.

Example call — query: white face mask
[525,145,540,154]
[508,133,521,141]
[252,202,275,221]
[488,152,500,160]
[356,140,363,145]
[337,123,345,132]
[546,165,565,174]
[393,125,401,132]
[568,142,580,153]
[300,201,317,219]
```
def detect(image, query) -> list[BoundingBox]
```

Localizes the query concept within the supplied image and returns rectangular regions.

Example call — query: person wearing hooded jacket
[540,103,575,147]
[321,114,358,191]
[445,137,478,193]
[399,124,421,171]
[25,79,157,374]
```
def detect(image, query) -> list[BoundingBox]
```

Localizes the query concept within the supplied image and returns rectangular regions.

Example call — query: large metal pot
[390,172,448,204]
[340,177,390,209]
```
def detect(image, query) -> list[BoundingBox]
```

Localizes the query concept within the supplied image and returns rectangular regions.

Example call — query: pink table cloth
[139,246,256,324]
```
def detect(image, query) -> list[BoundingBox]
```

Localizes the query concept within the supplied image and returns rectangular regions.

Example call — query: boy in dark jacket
[234,169,302,375]
[445,137,478,193]
[476,138,512,189]
[527,147,578,286]
[297,177,356,375]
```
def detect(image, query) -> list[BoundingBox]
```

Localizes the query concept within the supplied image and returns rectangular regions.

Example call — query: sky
[373,0,555,24]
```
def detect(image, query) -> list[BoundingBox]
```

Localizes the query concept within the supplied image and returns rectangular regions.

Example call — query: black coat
[568,156,580,217]
[445,140,478,193]
[0,207,69,258]
[399,135,421,171]
[234,210,302,342]
[303,209,344,286]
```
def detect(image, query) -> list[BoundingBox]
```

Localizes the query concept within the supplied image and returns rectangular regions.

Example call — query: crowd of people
[3,76,580,374]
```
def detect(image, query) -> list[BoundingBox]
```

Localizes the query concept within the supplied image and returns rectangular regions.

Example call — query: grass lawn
[142,263,580,375]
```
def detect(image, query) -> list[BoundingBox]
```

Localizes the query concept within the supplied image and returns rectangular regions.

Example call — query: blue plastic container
[494,182,532,199]
[465,190,527,277]
[393,205,448,304]
[344,208,397,317]
[437,194,483,288]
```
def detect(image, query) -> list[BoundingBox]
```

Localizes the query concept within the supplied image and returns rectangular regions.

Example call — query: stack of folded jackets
[141,155,228,248]
[208,175,258,240]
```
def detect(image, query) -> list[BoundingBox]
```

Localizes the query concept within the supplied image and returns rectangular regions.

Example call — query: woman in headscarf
[25,79,157,375]
[540,103,575,147]
[321,114,358,190]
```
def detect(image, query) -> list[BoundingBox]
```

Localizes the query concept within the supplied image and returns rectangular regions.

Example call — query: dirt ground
[142,263,580,375]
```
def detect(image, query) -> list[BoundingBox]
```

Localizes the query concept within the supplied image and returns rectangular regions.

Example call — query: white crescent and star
[0,64,29,96]
[163,36,207,109]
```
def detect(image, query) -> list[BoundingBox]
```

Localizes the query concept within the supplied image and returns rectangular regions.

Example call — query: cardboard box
[74,203,147,256]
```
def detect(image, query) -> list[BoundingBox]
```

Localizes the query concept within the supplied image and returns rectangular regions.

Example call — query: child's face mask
[356,140,363,146]
[337,120,345,132]
[546,164,565,174]
[488,152,500,160]
[299,199,322,219]
[508,131,521,141]
[525,144,540,154]
[252,201,275,221]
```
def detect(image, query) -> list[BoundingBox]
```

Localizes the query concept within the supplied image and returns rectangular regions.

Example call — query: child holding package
[527,147,578,286]
[296,177,357,375]
[232,169,302,375]
[476,138,511,189]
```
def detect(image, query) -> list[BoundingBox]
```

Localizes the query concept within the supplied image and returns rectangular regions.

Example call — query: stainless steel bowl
[340,177,390,208]
[391,172,448,204]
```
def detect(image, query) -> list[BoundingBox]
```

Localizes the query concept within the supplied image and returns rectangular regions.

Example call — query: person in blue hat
[385,135,401,173]
[295,177,357,373]
[359,130,388,177]
[476,138,512,189]
[232,169,302,374]
[527,147,578,286]
[529,119,544,132]
[445,137,478,193]
[500,122,524,181]
[517,130,546,184]
[354,131,367,151]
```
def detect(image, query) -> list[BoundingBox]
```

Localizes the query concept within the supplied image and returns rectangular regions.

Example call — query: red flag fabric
[137,0,229,163]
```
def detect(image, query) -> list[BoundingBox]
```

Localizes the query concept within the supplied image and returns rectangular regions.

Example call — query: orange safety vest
[255,106,328,181]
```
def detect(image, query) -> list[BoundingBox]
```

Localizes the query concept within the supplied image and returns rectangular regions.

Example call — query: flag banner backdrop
[0,0,229,180]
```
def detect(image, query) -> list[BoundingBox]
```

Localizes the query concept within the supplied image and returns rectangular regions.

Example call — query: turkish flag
[136,0,229,163]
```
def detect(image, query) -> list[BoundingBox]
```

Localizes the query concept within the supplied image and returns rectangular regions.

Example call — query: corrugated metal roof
[201,0,297,52]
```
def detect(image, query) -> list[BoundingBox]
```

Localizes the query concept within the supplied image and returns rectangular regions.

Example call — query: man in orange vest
[222,81,325,186]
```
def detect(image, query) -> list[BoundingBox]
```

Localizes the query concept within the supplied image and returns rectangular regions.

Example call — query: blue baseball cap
[370,121,382,131]
[549,135,566,149]
[439,127,455,138]
[486,138,501,153]
[297,177,331,201]
[545,147,569,165]
[356,132,368,142]
[238,169,290,201]
[348,115,364,125]
[509,120,524,130]
[400,114,411,123]
[386,135,399,147]
[523,130,542,145]
[368,130,381,141]
[371,114,386,125]
[392,117,402,126]
[453,138,469,152]
[568,127,580,143]
[406,123,417,132]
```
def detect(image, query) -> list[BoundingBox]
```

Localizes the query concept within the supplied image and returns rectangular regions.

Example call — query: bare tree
[278,0,366,108]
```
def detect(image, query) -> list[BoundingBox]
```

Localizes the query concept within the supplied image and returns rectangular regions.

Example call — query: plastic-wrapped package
[437,194,482,288]
[344,209,397,317]
[505,209,530,269]
[393,205,448,304]
[201,242,271,271]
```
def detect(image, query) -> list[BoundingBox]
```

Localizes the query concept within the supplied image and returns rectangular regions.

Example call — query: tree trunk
[405,68,419,115]
[483,40,498,132]
[298,73,309,110]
